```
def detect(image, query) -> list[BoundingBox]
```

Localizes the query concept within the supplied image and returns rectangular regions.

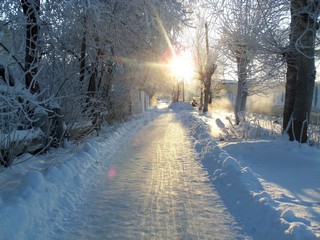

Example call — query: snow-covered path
[1,103,319,239]
[60,113,248,239]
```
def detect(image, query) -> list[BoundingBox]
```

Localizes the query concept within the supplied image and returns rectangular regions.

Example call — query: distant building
[130,89,150,114]
[217,80,320,112]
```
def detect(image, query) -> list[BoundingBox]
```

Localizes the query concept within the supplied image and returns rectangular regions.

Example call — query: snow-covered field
[0,100,319,239]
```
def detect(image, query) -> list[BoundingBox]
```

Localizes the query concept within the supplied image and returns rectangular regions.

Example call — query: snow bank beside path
[0,111,157,240]
[171,103,318,240]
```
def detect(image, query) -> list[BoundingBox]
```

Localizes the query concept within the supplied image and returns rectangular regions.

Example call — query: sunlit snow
[0,101,319,239]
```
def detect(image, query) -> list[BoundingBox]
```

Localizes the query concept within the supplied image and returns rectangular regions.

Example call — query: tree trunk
[293,50,316,143]
[203,65,217,112]
[96,48,104,93]
[87,47,102,98]
[104,46,115,115]
[199,78,204,111]
[235,56,249,125]
[282,51,297,140]
[87,69,96,97]
[209,87,213,104]
[203,21,214,113]
[21,0,40,94]
[283,0,300,140]
[175,81,180,102]
[283,0,318,143]
[314,86,318,107]
[79,15,87,83]
[203,77,211,112]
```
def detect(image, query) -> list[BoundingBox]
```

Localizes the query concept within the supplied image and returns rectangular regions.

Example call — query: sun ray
[155,14,176,58]
[107,15,193,76]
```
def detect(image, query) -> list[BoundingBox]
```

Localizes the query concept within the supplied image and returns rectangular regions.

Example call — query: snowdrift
[0,112,157,240]
[171,102,318,240]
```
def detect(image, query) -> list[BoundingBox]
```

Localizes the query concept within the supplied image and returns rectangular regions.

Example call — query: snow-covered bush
[0,63,66,166]
[63,97,112,141]
[218,112,282,141]
[307,115,320,147]
[308,124,320,147]
[0,80,48,166]
[217,111,320,147]
[238,112,282,139]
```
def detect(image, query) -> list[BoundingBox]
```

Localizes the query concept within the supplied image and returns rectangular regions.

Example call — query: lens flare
[108,167,117,179]
[133,138,141,147]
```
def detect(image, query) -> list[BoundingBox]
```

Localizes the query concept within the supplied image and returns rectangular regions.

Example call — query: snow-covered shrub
[0,80,48,166]
[61,93,100,141]
[307,115,320,147]
[230,112,320,146]
[60,86,130,141]
[104,86,131,123]
[239,112,282,139]
[0,61,67,166]
[219,112,282,141]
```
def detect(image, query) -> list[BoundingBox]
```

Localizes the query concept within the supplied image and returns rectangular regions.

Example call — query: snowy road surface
[60,113,248,239]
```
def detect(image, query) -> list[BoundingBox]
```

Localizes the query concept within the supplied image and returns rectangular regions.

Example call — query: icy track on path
[59,113,248,239]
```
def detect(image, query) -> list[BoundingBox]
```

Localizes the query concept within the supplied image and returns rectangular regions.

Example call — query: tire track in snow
[61,112,249,240]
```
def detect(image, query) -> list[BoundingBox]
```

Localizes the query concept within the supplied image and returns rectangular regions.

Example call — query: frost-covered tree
[37,0,189,127]
[0,0,190,165]
[9,0,188,110]
[207,0,287,124]
[208,0,258,124]
[190,8,219,112]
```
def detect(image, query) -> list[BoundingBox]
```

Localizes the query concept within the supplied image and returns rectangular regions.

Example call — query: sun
[169,50,195,83]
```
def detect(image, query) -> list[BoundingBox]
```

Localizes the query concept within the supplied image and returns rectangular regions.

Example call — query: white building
[218,80,320,112]
[130,89,150,114]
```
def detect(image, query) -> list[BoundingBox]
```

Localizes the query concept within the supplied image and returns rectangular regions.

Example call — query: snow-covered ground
[60,110,248,239]
[0,100,319,239]
[176,104,320,239]
[0,112,158,240]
